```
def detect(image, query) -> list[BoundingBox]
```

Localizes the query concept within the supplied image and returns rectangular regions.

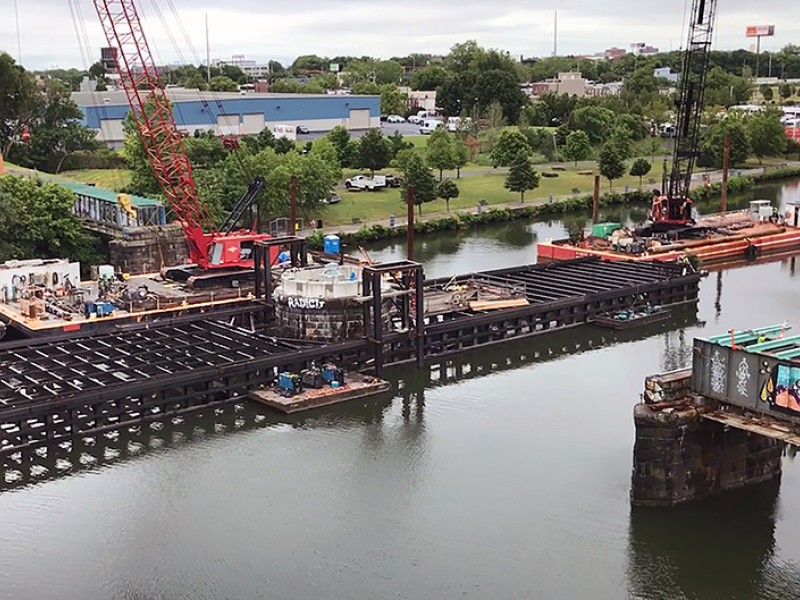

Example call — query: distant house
[654,67,679,84]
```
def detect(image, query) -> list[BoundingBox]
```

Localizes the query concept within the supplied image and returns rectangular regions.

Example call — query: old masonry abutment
[630,370,784,507]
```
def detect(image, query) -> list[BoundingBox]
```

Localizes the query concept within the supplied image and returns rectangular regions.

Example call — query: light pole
[552,132,559,162]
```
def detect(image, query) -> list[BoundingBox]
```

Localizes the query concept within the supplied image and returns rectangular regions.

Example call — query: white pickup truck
[344,175,387,191]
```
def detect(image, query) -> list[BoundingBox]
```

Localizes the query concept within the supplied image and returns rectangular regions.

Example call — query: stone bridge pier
[630,370,783,507]
[631,325,800,507]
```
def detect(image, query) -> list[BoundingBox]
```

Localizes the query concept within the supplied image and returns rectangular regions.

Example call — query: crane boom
[92,0,220,267]
[668,0,718,201]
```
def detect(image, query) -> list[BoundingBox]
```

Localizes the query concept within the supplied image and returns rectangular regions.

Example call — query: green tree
[475,69,526,124]
[292,55,328,72]
[490,129,531,168]
[410,66,449,91]
[273,137,295,154]
[504,154,540,202]
[0,52,40,157]
[698,117,750,168]
[630,158,652,187]
[437,179,460,212]
[327,125,351,166]
[181,71,208,90]
[426,128,456,180]
[704,66,752,107]
[747,110,787,163]
[401,152,437,214]
[357,128,392,175]
[209,76,238,92]
[183,132,226,168]
[759,84,774,102]
[615,113,649,141]
[0,175,103,264]
[608,125,634,160]
[452,138,471,178]
[374,60,404,85]
[310,137,342,182]
[380,85,408,115]
[387,131,412,158]
[520,127,557,161]
[7,79,100,173]
[779,83,792,101]
[598,144,626,189]
[569,106,616,145]
[562,130,593,166]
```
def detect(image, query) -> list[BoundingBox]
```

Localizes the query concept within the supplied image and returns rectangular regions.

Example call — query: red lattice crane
[92,0,269,275]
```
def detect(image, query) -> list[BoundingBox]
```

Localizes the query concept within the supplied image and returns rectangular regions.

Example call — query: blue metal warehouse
[71,89,381,147]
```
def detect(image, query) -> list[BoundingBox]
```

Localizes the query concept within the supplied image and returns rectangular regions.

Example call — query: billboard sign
[329,63,340,73]
[746,25,775,37]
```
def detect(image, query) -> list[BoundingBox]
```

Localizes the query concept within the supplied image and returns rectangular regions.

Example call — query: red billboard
[746,25,775,37]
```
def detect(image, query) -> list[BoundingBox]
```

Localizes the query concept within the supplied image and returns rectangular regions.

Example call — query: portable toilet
[749,200,773,221]
[786,201,800,227]
[323,234,340,255]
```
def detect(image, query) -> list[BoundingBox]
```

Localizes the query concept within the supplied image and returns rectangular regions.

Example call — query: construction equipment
[647,0,718,233]
[91,0,271,286]
[277,372,303,397]
[301,366,325,390]
[322,364,345,386]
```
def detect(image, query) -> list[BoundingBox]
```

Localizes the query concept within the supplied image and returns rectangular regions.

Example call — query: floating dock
[249,372,391,414]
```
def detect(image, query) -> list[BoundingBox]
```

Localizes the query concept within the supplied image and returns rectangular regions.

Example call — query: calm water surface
[1,181,799,600]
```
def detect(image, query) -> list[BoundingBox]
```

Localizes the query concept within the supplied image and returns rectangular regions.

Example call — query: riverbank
[306,166,800,250]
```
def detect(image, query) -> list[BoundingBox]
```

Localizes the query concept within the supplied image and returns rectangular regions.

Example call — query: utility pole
[14,0,22,64]
[553,11,558,57]
[205,13,211,82]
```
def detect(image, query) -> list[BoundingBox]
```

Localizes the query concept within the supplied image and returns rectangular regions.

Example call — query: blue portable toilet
[324,234,340,255]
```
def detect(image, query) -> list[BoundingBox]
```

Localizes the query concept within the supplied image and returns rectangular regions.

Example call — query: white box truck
[272,124,297,140]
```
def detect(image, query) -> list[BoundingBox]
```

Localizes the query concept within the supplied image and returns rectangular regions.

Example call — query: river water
[1,181,799,599]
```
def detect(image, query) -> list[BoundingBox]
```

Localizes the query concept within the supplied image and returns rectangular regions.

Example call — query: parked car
[380,114,388,122]
[344,175,387,191]
[386,114,405,123]
[296,125,310,134]
[407,114,423,125]
[419,118,444,135]
[321,193,341,204]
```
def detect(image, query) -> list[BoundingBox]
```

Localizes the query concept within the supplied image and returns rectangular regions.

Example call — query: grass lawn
[59,168,133,191]
[318,164,661,227]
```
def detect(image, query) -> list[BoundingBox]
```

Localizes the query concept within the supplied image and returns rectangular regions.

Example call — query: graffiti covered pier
[632,325,800,507]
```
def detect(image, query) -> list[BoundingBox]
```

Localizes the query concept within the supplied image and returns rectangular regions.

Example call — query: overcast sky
[4,0,798,71]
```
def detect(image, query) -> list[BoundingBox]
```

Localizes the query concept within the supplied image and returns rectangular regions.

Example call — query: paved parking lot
[297,121,422,142]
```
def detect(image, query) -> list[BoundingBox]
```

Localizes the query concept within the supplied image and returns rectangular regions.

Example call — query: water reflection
[627,482,781,600]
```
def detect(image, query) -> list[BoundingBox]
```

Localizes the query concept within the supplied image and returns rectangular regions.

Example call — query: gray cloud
[4,0,798,69]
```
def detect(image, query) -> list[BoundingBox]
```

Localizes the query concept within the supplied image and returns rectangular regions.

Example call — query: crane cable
[146,0,256,184]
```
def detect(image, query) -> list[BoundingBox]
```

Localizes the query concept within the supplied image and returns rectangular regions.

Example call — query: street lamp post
[552,132,559,162]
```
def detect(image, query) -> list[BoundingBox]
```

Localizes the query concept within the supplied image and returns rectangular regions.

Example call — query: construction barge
[0,255,701,456]
[0,258,260,339]
[538,200,800,268]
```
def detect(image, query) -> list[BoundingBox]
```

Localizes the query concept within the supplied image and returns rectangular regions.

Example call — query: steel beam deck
[0,258,701,454]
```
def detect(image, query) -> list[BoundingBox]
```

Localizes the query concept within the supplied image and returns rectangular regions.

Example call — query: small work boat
[592,306,672,330]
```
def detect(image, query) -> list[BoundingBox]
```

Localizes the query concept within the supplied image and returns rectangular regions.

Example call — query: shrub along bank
[306,167,800,250]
